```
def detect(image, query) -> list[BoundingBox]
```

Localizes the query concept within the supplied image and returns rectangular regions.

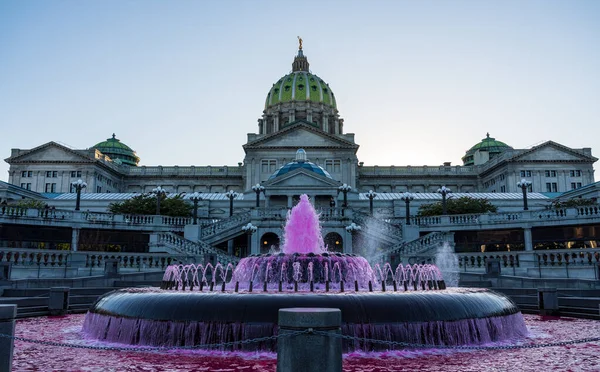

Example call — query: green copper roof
[264,48,337,111]
[265,72,337,110]
[92,134,140,166]
[462,133,512,166]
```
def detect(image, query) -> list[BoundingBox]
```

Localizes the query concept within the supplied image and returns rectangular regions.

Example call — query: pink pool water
[12,314,600,371]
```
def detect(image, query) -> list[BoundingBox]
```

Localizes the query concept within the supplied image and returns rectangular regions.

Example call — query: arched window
[324,232,343,253]
[260,232,280,254]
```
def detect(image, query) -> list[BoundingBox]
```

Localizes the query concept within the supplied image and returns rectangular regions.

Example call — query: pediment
[244,123,358,150]
[265,168,341,189]
[6,142,94,164]
[511,142,596,163]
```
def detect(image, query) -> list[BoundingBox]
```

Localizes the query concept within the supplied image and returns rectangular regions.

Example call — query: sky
[1,0,599,182]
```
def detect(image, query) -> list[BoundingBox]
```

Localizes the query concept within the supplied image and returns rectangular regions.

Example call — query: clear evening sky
[1,1,599,182]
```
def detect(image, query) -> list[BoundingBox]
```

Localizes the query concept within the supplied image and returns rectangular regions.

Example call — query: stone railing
[413,204,600,229]
[157,232,239,264]
[359,165,477,176]
[457,252,522,271]
[535,248,600,267]
[0,249,70,267]
[84,252,183,269]
[378,231,453,260]
[123,165,243,177]
[200,211,252,239]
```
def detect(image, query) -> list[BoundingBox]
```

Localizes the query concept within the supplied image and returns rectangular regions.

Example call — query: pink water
[282,194,325,254]
[13,314,600,371]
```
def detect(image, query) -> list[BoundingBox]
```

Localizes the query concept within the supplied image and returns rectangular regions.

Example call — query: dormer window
[298,84,304,90]
[311,85,317,91]
[285,85,291,91]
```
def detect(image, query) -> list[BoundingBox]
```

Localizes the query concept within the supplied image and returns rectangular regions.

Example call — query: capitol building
[3,43,596,212]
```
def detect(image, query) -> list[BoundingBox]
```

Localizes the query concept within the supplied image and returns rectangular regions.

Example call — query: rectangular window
[45,183,57,193]
[527,184,533,193]
[21,171,27,177]
[325,159,342,173]
[571,183,577,190]
[71,171,76,177]
[546,183,552,192]
[96,186,102,193]
[261,159,277,173]
[577,182,582,188]
[499,174,505,181]
[500,186,506,192]
[52,171,58,178]
[545,170,557,177]
[46,171,52,177]
[27,183,31,190]
[28,171,32,177]
[77,171,82,177]
[21,183,26,188]
[520,171,525,177]
[576,170,581,177]
[526,170,532,177]
[552,183,557,192]
[71,171,82,178]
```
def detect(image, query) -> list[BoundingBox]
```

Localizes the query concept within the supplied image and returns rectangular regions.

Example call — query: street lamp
[338,183,352,216]
[189,192,203,225]
[152,186,167,215]
[71,179,87,211]
[241,223,257,257]
[437,186,451,215]
[225,190,238,217]
[366,190,377,216]
[345,223,362,233]
[400,192,415,225]
[251,183,265,208]
[517,179,532,210]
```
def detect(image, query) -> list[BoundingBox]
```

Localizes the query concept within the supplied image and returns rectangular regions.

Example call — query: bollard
[263,281,268,292]
[392,280,397,292]
[49,287,70,316]
[221,282,226,292]
[339,281,344,292]
[104,258,119,278]
[0,305,17,372]
[277,308,342,372]
[538,288,559,316]
[249,281,254,292]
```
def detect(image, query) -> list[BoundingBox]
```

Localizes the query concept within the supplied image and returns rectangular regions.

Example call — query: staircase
[156,232,239,265]
[200,211,252,245]
[376,231,454,262]
[352,210,403,244]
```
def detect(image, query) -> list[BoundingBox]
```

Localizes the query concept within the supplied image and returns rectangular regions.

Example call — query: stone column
[323,115,329,133]
[521,227,535,268]
[344,230,353,254]
[334,119,340,134]
[277,308,342,372]
[0,304,16,372]
[274,115,280,132]
[523,228,533,251]
[71,227,80,252]
[287,195,293,209]
[228,240,234,256]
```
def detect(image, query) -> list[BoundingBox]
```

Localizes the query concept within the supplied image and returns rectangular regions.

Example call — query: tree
[16,199,47,209]
[418,196,497,216]
[552,197,597,209]
[109,194,192,217]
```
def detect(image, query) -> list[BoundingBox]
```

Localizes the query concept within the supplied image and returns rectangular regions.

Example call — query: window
[499,174,505,181]
[571,183,577,190]
[527,184,532,193]
[261,159,277,173]
[551,183,557,192]
[46,171,52,177]
[570,170,582,177]
[546,183,552,192]
[21,171,27,177]
[577,182,582,188]
[545,170,556,177]
[519,170,532,177]
[500,186,506,192]
[26,183,31,190]
[45,183,56,193]
[71,171,82,178]
[96,186,102,193]
[325,159,341,173]
[53,171,58,178]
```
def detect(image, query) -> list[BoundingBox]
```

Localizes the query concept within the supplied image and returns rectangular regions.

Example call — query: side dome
[269,149,332,180]
[92,134,140,166]
[462,133,512,166]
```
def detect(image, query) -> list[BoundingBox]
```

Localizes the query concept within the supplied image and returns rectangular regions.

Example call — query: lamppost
[366,190,377,216]
[241,223,257,257]
[338,183,352,216]
[400,192,415,225]
[517,179,532,210]
[251,183,265,208]
[437,186,451,215]
[226,190,238,217]
[152,186,167,215]
[189,192,203,225]
[71,179,87,211]
[345,223,362,234]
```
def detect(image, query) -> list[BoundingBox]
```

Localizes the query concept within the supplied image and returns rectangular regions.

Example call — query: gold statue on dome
[297,36,303,50]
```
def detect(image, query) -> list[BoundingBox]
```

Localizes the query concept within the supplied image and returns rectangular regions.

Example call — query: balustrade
[457,253,521,270]
[535,249,600,267]
[0,249,69,267]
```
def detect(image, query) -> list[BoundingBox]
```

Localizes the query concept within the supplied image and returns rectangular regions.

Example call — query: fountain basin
[83,287,527,351]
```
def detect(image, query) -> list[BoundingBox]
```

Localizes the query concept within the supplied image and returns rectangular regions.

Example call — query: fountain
[83,194,527,351]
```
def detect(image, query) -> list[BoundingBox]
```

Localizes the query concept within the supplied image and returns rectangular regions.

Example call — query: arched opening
[324,232,343,253]
[260,232,280,254]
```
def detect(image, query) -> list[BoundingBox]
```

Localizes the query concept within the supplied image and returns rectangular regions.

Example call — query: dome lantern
[92,134,140,166]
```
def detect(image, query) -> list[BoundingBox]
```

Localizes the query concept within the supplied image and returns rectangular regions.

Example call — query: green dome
[265,71,337,110]
[462,133,512,166]
[92,134,140,166]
